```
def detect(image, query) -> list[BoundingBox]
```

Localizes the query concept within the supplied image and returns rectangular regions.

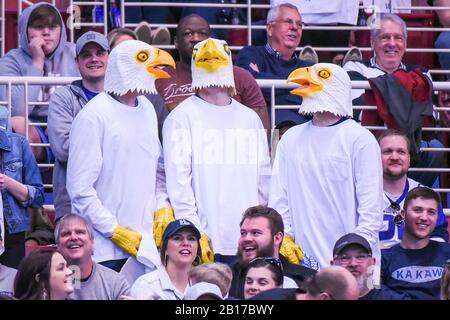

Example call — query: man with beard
[378,129,448,250]
[220,206,316,299]
[331,233,409,300]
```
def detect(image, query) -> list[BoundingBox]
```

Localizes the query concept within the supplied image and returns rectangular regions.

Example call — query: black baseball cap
[333,233,372,256]
[162,219,201,241]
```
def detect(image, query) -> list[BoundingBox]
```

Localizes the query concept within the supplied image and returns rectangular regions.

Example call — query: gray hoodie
[0,2,80,119]
[48,81,86,217]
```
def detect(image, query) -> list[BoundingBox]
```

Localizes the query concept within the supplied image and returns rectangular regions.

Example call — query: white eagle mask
[191,38,236,95]
[287,63,353,117]
[104,40,175,96]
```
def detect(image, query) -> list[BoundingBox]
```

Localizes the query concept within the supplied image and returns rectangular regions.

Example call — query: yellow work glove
[199,234,214,263]
[153,207,175,248]
[280,234,304,265]
[111,224,142,256]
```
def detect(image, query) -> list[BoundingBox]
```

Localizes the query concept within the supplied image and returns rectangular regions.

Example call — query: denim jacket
[0,130,44,233]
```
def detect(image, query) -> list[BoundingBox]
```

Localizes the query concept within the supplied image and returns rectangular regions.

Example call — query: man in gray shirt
[55,213,130,300]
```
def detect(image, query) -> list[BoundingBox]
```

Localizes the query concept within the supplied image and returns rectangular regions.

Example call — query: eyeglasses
[270,18,303,28]
[334,253,372,264]
[248,257,284,273]
[388,202,404,227]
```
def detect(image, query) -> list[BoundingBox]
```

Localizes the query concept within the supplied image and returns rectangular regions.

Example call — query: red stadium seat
[25,244,58,256]
[399,13,437,70]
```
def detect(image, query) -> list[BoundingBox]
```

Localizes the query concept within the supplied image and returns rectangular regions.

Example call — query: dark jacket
[364,68,434,162]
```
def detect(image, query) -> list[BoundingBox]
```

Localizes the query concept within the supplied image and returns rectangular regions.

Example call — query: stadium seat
[25,244,57,256]
[399,13,436,69]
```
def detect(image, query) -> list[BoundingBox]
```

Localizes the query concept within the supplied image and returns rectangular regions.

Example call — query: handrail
[1,76,449,94]
[0,75,448,214]
[256,79,450,91]
[1,76,449,92]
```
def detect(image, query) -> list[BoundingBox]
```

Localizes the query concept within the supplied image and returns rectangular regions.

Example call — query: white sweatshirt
[163,95,271,255]
[67,92,168,263]
[269,119,383,268]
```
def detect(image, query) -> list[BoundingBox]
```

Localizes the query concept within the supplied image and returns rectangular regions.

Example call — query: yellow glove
[153,207,175,248]
[280,234,304,265]
[199,234,214,263]
[111,224,142,256]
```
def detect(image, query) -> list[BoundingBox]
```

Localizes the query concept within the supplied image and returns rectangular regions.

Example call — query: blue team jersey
[381,241,450,300]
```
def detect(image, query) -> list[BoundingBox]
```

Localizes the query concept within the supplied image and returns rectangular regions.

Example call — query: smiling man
[56,214,130,300]
[222,206,316,299]
[331,233,409,300]
[344,14,410,97]
[236,3,313,125]
[48,31,109,220]
[381,187,450,300]
[343,13,444,188]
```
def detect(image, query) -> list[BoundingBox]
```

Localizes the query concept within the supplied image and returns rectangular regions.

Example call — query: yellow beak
[194,38,229,73]
[146,48,176,79]
[287,67,323,96]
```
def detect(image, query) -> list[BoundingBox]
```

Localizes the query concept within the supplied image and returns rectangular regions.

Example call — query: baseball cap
[333,233,372,256]
[76,31,110,56]
[162,219,201,242]
[184,282,223,300]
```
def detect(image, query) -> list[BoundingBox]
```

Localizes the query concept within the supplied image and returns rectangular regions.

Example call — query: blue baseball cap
[163,219,201,242]
[76,31,109,56]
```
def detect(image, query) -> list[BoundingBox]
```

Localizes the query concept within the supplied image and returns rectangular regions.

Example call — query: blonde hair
[188,263,233,297]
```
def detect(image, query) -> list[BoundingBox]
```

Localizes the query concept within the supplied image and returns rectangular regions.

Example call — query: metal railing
[1,1,450,215]
[3,1,447,75]
[0,76,449,215]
